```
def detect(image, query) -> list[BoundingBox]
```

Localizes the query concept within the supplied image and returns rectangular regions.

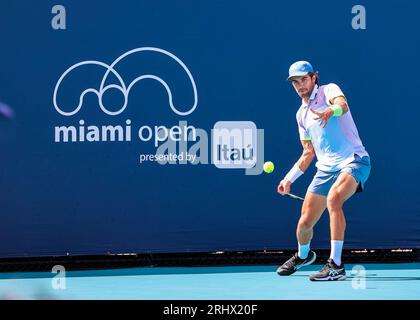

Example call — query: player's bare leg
[297,192,327,244]
[327,172,359,240]
[310,172,359,281]
[277,192,326,276]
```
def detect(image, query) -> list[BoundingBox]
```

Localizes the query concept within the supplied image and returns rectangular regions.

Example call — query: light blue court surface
[0,263,419,300]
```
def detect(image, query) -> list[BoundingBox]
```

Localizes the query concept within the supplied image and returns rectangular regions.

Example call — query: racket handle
[287,193,305,201]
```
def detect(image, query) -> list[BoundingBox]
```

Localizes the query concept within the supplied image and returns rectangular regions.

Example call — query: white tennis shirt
[296,84,369,172]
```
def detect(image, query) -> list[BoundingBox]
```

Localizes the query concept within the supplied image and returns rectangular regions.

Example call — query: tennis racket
[277,185,305,201]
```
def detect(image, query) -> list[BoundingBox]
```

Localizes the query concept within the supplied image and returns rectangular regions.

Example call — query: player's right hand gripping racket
[277,185,305,202]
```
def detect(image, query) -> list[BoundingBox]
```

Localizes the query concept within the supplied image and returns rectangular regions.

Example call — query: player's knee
[327,191,344,211]
[298,216,314,232]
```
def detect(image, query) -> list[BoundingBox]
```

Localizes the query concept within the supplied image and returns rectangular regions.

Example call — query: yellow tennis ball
[263,161,274,173]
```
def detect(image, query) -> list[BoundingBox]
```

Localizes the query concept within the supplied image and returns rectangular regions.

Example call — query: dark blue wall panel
[0,1,419,257]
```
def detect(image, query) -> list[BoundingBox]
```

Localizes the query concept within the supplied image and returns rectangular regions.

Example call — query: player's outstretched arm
[278,140,315,195]
[310,96,349,128]
[296,140,315,172]
[330,96,349,114]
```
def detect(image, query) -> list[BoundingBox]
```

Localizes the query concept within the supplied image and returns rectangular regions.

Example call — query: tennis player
[277,61,371,281]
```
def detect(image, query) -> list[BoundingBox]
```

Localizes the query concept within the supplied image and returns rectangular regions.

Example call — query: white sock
[298,241,311,259]
[330,240,344,266]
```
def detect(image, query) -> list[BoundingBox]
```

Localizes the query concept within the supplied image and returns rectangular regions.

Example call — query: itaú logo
[53,47,198,116]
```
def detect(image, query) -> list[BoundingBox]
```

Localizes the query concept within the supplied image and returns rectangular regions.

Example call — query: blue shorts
[308,154,371,197]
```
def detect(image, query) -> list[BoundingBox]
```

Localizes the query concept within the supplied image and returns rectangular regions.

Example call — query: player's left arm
[330,95,349,115]
[310,95,349,128]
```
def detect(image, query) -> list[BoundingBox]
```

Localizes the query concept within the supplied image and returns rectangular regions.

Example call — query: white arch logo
[53,47,198,117]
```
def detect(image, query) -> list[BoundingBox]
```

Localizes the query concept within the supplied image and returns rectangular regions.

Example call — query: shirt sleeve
[296,109,311,141]
[324,83,346,105]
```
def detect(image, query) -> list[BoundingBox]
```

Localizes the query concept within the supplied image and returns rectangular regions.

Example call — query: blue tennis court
[1,263,419,300]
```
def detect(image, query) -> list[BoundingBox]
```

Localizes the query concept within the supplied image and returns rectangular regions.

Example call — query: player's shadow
[295,274,420,281]
[348,276,420,281]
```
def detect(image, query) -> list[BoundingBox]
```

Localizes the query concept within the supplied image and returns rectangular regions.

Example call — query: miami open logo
[52,47,263,175]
